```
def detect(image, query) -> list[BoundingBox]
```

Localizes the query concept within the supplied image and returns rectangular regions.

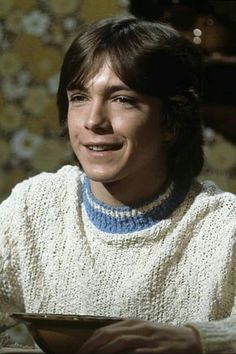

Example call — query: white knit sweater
[0,165,236,353]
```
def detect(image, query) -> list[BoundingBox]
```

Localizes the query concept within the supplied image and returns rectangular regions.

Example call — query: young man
[0,16,235,353]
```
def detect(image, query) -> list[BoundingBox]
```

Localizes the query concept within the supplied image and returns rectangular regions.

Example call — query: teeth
[88,145,111,151]
[87,144,122,151]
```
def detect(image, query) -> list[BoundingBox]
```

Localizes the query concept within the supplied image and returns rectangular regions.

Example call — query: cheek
[112,113,146,134]
[67,120,74,141]
[138,122,164,157]
[67,113,79,136]
[132,117,162,144]
[114,114,161,148]
[67,121,80,150]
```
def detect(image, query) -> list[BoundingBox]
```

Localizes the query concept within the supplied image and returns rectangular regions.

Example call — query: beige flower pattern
[0,0,128,205]
[0,1,83,204]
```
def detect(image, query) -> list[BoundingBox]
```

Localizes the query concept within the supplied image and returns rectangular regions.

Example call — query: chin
[84,169,122,184]
[87,175,118,184]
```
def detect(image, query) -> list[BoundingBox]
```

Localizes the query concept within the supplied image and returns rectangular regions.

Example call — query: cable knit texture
[0,165,236,353]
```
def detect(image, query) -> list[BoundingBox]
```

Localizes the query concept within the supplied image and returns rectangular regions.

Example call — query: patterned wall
[0,0,127,202]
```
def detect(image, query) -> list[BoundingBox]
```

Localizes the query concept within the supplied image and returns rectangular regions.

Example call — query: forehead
[86,62,123,88]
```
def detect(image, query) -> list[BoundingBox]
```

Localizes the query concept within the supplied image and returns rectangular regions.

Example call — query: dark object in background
[129,0,236,143]
[202,59,236,143]
[129,0,236,55]
[129,0,214,30]
[203,60,236,104]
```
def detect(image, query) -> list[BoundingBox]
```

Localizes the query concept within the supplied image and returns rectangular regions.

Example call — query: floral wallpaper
[0,0,127,202]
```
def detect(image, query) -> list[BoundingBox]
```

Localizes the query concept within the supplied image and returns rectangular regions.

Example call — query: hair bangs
[66,52,109,91]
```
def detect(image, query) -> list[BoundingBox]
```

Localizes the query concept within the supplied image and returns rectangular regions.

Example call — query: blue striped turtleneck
[82,176,190,234]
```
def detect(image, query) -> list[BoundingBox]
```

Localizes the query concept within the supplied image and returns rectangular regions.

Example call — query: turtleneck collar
[82,176,190,234]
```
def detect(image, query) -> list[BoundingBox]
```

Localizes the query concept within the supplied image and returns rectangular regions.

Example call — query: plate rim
[11,312,123,324]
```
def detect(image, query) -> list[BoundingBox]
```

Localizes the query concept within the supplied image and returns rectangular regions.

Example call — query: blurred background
[1,0,236,347]
[0,0,236,206]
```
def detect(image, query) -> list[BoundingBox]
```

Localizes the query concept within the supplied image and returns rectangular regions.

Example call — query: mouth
[86,144,123,152]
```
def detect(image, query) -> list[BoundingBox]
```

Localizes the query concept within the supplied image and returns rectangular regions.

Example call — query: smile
[87,144,122,151]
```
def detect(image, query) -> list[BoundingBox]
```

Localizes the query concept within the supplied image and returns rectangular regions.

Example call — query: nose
[85,98,111,132]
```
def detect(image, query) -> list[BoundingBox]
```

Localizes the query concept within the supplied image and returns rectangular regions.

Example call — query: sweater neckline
[82,176,190,234]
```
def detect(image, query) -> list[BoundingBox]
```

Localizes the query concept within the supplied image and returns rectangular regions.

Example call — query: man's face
[67,62,171,199]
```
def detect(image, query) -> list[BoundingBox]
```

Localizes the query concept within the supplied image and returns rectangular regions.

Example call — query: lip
[83,142,123,151]
[82,142,123,159]
[84,147,121,160]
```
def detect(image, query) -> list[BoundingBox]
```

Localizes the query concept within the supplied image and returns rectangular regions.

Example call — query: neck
[90,174,168,207]
[82,175,191,234]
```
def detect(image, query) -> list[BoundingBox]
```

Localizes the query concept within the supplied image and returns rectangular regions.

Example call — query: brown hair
[57,16,204,182]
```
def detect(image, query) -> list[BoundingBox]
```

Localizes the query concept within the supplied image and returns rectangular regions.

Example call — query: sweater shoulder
[199,180,236,203]
[192,179,236,217]
[2,165,83,208]
[25,164,82,192]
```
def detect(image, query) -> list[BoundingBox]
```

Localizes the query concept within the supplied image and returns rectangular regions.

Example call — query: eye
[69,94,89,104]
[113,95,137,107]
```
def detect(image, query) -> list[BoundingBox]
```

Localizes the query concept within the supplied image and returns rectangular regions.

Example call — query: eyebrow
[106,84,132,95]
[67,84,133,95]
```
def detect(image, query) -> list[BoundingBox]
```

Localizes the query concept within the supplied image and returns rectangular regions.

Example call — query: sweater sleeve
[187,217,236,354]
[188,314,236,354]
[0,182,29,343]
